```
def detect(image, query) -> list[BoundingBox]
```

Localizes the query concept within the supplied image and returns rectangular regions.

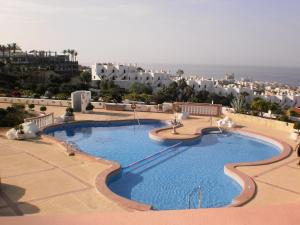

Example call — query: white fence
[24,113,54,129]
[174,103,222,117]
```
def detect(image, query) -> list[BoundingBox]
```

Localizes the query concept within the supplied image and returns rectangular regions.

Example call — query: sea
[140,64,300,87]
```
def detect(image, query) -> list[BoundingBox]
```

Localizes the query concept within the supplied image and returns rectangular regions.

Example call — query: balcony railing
[24,113,54,129]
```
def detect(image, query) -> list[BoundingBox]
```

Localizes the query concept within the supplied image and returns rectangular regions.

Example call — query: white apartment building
[91,63,174,91]
[91,63,300,108]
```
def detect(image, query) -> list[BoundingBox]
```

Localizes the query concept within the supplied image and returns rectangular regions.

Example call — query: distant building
[0,50,79,75]
[91,62,300,108]
[91,63,174,90]
[225,73,235,81]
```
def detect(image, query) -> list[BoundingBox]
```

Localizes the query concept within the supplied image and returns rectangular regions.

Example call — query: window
[135,77,138,80]
[124,69,126,73]
[146,77,149,80]
[158,77,160,80]
[112,69,115,73]
[112,76,116,80]
[157,83,161,87]
[101,69,104,73]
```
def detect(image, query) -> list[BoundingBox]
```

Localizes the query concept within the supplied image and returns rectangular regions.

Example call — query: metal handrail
[133,109,140,125]
[188,186,202,209]
[123,142,182,170]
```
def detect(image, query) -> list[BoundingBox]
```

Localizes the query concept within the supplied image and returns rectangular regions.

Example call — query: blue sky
[0,0,299,67]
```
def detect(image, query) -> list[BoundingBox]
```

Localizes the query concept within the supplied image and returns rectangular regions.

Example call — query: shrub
[14,124,24,134]
[294,122,300,132]
[12,103,25,112]
[92,96,99,102]
[65,107,74,116]
[0,105,27,127]
[277,114,290,122]
[28,104,35,110]
[55,93,68,100]
[31,93,41,99]
[11,90,21,97]
[86,102,94,111]
[40,105,47,112]
[288,110,300,117]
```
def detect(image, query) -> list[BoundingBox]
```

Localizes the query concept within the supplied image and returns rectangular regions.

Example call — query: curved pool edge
[224,129,292,207]
[41,119,162,211]
[147,126,292,208]
[41,120,292,211]
[149,125,204,143]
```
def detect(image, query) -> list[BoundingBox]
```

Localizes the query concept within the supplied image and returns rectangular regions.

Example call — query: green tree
[231,95,246,113]
[99,79,124,103]
[251,98,268,116]
[0,45,6,57]
[80,71,92,84]
[129,83,152,95]
[176,69,184,78]
[268,102,280,114]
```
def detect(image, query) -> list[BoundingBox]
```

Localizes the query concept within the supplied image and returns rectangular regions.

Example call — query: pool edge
[41,120,292,211]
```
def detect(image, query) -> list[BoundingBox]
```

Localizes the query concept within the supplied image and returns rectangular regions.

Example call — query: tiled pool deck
[0,103,300,224]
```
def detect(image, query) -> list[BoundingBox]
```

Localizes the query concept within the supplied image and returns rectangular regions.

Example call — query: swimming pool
[44,120,280,210]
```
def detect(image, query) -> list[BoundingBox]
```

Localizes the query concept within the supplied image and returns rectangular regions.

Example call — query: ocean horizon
[139,63,300,87]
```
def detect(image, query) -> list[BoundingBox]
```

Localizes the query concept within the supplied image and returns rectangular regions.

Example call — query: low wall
[0,97,70,107]
[104,103,161,112]
[225,112,294,133]
[0,97,105,109]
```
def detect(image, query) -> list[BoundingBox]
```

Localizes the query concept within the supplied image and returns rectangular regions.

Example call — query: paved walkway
[0,103,300,217]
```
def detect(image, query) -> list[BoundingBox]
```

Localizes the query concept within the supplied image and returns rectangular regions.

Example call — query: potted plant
[85,102,94,113]
[64,107,75,122]
[28,104,35,111]
[15,124,25,140]
[40,105,47,114]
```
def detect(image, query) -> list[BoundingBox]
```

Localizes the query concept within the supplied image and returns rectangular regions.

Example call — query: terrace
[0,103,300,224]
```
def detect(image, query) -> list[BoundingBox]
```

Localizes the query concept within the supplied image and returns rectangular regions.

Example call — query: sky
[0,0,300,67]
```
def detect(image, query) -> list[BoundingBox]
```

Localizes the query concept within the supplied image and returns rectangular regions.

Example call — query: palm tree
[74,51,78,61]
[69,49,75,61]
[0,45,6,57]
[66,49,72,61]
[7,44,12,57]
[11,43,20,54]
[231,95,246,113]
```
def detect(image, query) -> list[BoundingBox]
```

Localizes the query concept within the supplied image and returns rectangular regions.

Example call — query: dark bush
[65,107,74,116]
[86,103,94,111]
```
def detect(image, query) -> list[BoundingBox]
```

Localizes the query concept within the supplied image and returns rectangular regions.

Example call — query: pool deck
[0,103,300,223]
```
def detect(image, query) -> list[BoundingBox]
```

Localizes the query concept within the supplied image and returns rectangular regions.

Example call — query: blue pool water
[44,120,280,210]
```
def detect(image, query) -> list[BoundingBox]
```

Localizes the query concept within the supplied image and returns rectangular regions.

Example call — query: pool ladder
[133,109,140,125]
[188,186,202,209]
